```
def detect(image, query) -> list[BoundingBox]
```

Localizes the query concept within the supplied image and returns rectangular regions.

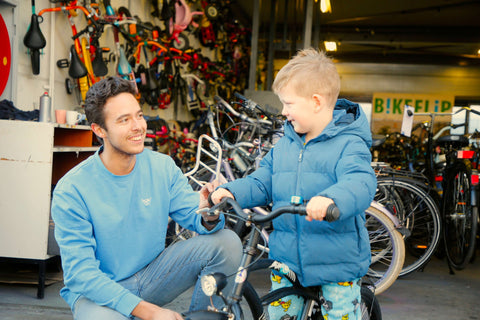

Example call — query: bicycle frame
[185,198,381,320]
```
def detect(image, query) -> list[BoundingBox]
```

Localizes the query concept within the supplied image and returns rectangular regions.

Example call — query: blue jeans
[72,229,242,320]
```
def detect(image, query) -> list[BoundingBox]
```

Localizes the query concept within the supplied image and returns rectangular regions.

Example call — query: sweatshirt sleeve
[51,187,142,317]
[167,159,225,234]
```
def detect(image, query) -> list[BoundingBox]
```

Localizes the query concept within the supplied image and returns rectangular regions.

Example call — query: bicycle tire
[375,177,441,277]
[364,206,405,295]
[442,160,478,270]
[360,286,382,320]
[242,280,266,320]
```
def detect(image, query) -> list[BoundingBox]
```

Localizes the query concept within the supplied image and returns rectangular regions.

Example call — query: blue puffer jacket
[223,99,377,286]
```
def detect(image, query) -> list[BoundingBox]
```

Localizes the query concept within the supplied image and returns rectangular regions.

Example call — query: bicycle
[374,167,442,277]
[437,133,479,271]
[183,196,382,320]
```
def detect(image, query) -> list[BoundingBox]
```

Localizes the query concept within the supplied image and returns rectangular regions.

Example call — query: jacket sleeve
[52,188,142,317]
[319,136,376,220]
[221,148,274,208]
[167,159,225,233]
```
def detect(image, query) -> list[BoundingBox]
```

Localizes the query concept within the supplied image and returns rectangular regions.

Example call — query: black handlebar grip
[294,204,339,222]
[325,204,340,222]
[207,193,215,207]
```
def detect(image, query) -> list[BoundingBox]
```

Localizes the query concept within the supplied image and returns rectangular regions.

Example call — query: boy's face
[278,83,317,135]
[95,92,147,156]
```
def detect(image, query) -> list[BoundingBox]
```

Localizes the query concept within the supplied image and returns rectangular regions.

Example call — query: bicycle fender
[370,201,401,228]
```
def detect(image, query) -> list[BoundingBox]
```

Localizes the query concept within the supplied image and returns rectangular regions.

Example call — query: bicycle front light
[201,273,227,296]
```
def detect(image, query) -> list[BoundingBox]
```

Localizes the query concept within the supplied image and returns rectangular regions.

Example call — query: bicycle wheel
[360,286,382,320]
[375,177,441,277]
[242,280,267,320]
[442,160,478,270]
[364,206,405,295]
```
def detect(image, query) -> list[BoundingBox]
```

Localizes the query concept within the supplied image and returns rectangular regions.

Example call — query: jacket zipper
[295,145,305,279]
[296,147,304,195]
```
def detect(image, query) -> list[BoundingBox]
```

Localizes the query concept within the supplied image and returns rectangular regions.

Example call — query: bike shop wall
[0,0,220,123]
[2,0,480,129]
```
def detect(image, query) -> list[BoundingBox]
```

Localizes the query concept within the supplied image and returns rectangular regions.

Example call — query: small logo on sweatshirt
[141,198,151,206]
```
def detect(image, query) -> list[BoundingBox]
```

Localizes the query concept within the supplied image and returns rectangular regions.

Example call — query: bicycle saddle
[91,46,108,77]
[23,14,46,50]
[23,14,46,75]
[435,134,469,149]
[68,45,88,79]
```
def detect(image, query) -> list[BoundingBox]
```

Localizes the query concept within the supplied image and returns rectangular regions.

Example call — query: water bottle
[39,92,52,122]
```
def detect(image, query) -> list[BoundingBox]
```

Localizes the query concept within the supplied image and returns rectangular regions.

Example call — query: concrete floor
[0,250,479,320]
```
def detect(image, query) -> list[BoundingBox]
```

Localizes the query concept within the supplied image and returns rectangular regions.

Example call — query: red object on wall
[0,14,12,96]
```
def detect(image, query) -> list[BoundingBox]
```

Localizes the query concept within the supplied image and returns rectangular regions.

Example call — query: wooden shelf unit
[0,120,97,298]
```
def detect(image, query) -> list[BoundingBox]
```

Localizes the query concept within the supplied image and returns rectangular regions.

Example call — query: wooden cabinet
[0,120,97,297]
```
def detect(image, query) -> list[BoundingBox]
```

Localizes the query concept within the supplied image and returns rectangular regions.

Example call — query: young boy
[210,48,377,320]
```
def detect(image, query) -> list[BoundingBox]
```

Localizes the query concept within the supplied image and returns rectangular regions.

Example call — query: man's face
[100,92,147,156]
[278,83,316,135]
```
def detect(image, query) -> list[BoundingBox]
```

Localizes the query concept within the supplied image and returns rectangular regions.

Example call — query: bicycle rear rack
[184,134,223,189]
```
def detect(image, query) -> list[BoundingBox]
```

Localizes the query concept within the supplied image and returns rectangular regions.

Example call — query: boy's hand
[210,188,235,204]
[305,196,335,221]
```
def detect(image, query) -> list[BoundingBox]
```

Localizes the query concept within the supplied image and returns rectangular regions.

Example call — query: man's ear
[91,123,106,139]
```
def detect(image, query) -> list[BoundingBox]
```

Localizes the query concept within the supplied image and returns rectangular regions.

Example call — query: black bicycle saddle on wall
[68,45,88,79]
[23,14,46,75]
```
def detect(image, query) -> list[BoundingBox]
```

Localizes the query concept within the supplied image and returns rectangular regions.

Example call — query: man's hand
[198,180,221,209]
[305,196,335,221]
[209,188,235,205]
[199,187,234,230]
[132,300,183,320]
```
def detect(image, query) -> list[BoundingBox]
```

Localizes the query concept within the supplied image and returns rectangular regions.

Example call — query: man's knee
[214,228,243,253]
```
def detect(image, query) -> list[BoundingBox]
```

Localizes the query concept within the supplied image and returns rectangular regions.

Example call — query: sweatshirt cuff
[116,292,143,317]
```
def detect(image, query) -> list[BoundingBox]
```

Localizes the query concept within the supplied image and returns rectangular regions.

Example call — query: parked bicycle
[437,133,479,271]
[183,196,382,320]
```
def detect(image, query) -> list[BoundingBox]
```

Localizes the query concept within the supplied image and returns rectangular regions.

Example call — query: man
[51,77,241,320]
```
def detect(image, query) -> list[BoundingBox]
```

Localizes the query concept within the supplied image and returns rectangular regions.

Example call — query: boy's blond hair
[272,48,340,108]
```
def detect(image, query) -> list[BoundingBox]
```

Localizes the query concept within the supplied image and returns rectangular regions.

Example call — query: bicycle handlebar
[234,92,276,119]
[214,95,272,126]
[205,197,340,223]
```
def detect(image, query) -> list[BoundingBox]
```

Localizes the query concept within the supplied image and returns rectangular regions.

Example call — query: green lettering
[441,101,452,112]
[392,100,402,114]
[414,100,423,112]
[393,99,403,113]
[425,100,429,112]
[374,98,384,113]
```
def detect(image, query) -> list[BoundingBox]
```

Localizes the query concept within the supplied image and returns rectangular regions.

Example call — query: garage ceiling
[235,0,480,66]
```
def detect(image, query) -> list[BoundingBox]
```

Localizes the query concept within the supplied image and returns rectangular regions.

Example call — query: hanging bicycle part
[23,0,46,75]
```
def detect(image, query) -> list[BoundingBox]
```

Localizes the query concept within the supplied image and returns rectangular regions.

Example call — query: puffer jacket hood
[283,98,373,148]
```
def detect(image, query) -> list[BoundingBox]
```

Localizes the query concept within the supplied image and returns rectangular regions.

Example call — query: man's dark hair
[84,77,137,128]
